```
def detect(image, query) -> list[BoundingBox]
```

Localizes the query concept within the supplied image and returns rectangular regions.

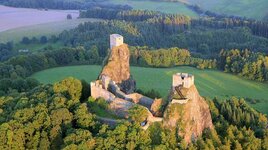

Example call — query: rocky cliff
[163,85,213,143]
[100,44,136,94]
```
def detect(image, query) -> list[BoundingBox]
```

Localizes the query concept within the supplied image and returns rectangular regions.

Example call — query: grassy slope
[187,0,268,19]
[107,0,268,19]
[14,42,64,52]
[106,0,198,17]
[31,65,268,114]
[0,5,80,32]
[0,18,101,43]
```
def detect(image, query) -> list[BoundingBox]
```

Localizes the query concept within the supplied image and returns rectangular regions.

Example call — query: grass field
[0,18,101,43]
[0,5,79,32]
[31,65,268,114]
[14,42,64,52]
[106,0,198,17]
[106,0,268,19]
[187,0,268,19]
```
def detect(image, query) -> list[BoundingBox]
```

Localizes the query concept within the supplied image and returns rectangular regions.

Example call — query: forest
[72,8,268,57]
[0,0,131,10]
[80,8,268,39]
[1,42,268,98]
[0,77,267,149]
[218,49,268,81]
[0,1,268,149]
[0,46,101,96]
[129,46,217,69]
[0,43,219,96]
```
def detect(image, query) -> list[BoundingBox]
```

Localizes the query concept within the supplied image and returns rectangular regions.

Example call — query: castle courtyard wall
[90,81,116,102]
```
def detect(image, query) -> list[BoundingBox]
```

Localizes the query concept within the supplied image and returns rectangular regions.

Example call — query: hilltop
[89,34,213,142]
[100,43,136,94]
[164,84,213,142]
[0,34,267,149]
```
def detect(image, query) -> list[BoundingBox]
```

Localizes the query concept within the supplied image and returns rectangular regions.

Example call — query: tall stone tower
[110,34,124,49]
[172,73,194,89]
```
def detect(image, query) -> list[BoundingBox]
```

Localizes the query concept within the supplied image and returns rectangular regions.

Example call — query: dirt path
[96,116,121,126]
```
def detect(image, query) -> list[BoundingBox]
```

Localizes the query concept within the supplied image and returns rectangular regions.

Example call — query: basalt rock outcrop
[100,44,136,94]
[163,85,213,143]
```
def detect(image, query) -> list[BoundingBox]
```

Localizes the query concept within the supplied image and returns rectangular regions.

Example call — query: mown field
[105,0,268,19]
[0,18,101,43]
[0,5,79,32]
[187,0,268,19]
[105,0,198,17]
[31,65,268,114]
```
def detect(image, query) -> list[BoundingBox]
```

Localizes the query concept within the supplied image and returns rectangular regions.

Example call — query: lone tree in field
[40,36,48,44]
[21,37,30,44]
[67,14,72,20]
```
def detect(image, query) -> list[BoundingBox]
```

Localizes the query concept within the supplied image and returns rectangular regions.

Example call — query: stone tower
[110,34,124,49]
[172,73,194,89]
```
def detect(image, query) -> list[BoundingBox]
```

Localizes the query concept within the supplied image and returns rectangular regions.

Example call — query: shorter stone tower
[101,75,111,90]
[172,73,194,89]
[110,34,123,49]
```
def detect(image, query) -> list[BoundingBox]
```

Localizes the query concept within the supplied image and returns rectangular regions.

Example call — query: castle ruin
[91,34,213,141]
[170,73,194,104]
[91,34,163,129]
[172,73,194,89]
[110,34,123,49]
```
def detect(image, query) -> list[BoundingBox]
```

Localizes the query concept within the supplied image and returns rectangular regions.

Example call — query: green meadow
[106,0,198,17]
[0,18,101,43]
[31,65,268,114]
[106,0,267,19]
[188,0,268,19]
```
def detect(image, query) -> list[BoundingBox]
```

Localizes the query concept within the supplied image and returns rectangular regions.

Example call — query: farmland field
[0,5,79,32]
[105,0,268,19]
[0,18,102,43]
[187,0,268,19]
[31,65,268,114]
[105,0,198,17]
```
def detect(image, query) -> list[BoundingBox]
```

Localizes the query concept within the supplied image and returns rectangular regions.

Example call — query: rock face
[163,85,213,143]
[100,44,136,94]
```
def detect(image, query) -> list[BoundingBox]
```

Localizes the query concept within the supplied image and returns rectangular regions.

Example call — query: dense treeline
[217,97,267,135]
[59,20,268,58]
[0,46,102,96]
[0,77,267,149]
[0,77,39,96]
[0,35,59,62]
[264,14,268,22]
[186,3,248,19]
[187,4,268,37]
[0,46,101,80]
[0,42,219,96]
[218,49,268,81]
[0,0,131,10]
[80,8,191,33]
[130,46,217,69]
[80,8,191,25]
[72,9,268,57]
[195,97,268,150]
[20,35,54,45]
[0,44,216,80]
[0,42,14,61]
[80,8,268,40]
[191,17,268,39]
